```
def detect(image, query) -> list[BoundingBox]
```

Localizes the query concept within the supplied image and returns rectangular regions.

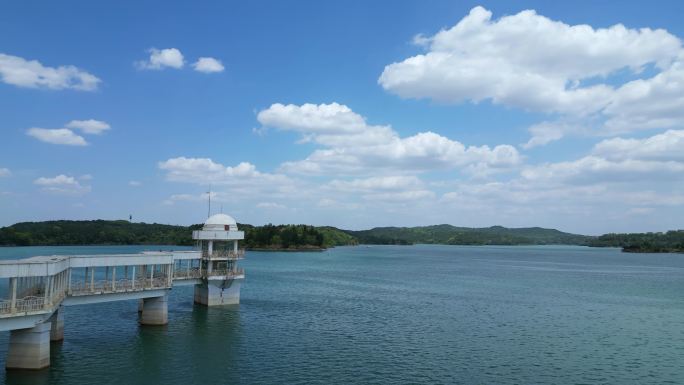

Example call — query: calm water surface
[0,244,683,384]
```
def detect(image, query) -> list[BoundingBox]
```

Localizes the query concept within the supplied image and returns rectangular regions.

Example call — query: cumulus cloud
[0,168,10,177]
[137,48,184,70]
[593,130,684,161]
[379,6,680,114]
[26,128,88,146]
[34,174,91,195]
[326,175,435,202]
[159,157,288,184]
[66,119,111,135]
[522,156,684,184]
[157,157,300,203]
[379,6,684,146]
[0,53,100,91]
[603,59,684,133]
[257,102,520,175]
[193,57,224,73]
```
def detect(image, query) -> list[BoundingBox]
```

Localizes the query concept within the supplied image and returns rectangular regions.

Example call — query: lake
[0,244,682,384]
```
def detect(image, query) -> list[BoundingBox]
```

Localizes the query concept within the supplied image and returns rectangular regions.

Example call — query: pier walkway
[0,213,246,370]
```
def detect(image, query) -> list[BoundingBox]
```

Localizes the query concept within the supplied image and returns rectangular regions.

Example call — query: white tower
[191,213,245,305]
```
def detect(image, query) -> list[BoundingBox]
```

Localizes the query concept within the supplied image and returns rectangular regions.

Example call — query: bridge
[0,213,245,370]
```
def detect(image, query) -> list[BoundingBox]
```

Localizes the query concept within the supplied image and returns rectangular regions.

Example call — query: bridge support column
[49,307,64,342]
[194,279,242,306]
[140,295,168,325]
[6,322,51,370]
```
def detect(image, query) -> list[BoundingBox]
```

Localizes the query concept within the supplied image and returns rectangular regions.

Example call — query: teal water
[0,244,683,384]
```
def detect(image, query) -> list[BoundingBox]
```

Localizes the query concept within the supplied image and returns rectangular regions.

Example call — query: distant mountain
[3,220,681,253]
[344,224,592,246]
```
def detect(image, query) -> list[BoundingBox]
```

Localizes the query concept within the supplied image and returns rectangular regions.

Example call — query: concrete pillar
[131,266,136,289]
[90,267,95,292]
[49,307,64,342]
[138,299,144,313]
[112,266,116,291]
[194,279,242,306]
[10,277,17,313]
[5,322,51,370]
[140,295,168,325]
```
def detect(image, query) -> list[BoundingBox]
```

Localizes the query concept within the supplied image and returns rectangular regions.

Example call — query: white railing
[202,249,245,260]
[208,268,245,278]
[69,277,171,296]
[173,268,202,279]
[0,296,50,315]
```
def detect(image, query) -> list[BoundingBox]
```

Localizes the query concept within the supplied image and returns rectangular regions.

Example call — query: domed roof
[203,213,238,230]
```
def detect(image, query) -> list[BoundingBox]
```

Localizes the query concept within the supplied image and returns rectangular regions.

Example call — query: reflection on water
[0,244,682,384]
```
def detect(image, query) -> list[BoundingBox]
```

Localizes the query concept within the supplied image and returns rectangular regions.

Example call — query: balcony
[207,268,245,279]
[202,249,245,260]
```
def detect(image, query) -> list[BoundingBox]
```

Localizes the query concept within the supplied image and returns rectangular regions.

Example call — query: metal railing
[0,296,50,315]
[173,267,202,279]
[69,277,171,296]
[208,268,245,278]
[202,249,245,260]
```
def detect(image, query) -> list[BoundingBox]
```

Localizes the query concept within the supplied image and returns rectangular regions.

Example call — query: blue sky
[2,1,684,234]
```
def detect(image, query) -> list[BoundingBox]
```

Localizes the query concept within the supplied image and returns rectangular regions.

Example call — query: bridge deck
[0,250,245,329]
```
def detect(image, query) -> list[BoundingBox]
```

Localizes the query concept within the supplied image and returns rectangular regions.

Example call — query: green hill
[345,224,591,245]
[0,220,356,249]
[587,230,684,253]
[4,220,681,253]
[0,220,199,246]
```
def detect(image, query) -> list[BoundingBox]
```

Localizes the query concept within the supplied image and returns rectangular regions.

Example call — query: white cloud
[0,53,100,91]
[0,168,10,177]
[159,157,288,185]
[522,121,587,149]
[326,175,435,202]
[137,48,184,70]
[603,59,684,133]
[34,174,91,195]
[79,174,93,181]
[593,129,684,161]
[362,190,435,202]
[256,202,287,209]
[26,128,87,146]
[379,6,680,116]
[129,180,142,186]
[522,156,684,184]
[380,7,684,146]
[66,119,111,135]
[157,157,300,203]
[258,103,520,175]
[327,176,424,192]
[193,57,224,73]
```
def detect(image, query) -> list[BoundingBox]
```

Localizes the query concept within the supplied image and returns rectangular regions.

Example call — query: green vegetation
[0,220,200,246]
[587,230,684,253]
[345,225,591,246]
[2,220,682,253]
[0,220,356,249]
[240,224,356,250]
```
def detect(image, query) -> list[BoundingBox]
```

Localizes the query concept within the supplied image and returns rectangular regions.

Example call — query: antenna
[220,204,223,213]
[207,186,212,218]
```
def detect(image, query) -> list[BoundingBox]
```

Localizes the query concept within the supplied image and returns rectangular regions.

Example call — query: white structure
[192,214,245,306]
[0,213,246,370]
